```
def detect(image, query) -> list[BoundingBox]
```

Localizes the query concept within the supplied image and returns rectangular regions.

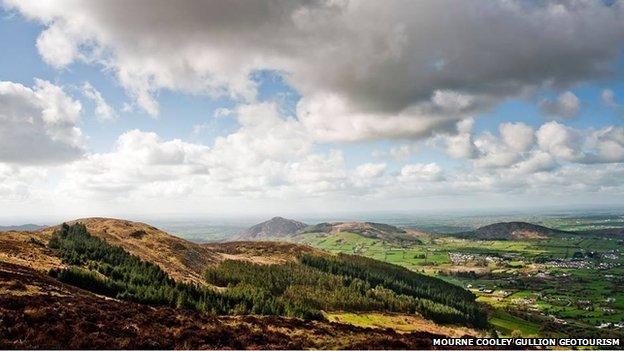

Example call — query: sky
[1,0,624,223]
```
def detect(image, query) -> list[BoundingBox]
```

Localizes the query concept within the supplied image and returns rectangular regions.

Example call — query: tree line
[205,258,481,326]
[299,253,487,327]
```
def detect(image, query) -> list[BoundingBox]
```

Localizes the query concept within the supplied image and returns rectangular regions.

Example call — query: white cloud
[499,122,534,152]
[0,79,85,165]
[442,119,624,172]
[469,122,535,169]
[473,132,522,169]
[442,118,477,159]
[59,129,211,198]
[82,82,116,121]
[0,163,47,200]
[6,114,624,216]
[536,121,585,161]
[354,163,386,179]
[508,151,557,175]
[7,0,624,138]
[586,126,624,163]
[539,91,581,119]
[57,102,351,201]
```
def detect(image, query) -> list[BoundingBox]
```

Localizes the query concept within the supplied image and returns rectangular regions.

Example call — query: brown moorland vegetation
[0,261,444,350]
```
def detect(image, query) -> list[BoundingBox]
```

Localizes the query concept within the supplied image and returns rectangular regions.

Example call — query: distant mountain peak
[242,217,307,239]
[458,221,568,240]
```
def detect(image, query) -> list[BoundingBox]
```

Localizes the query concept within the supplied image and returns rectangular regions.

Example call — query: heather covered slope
[0,261,444,350]
[0,230,60,272]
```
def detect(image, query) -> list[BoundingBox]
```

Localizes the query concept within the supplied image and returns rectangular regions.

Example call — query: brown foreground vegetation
[0,261,444,349]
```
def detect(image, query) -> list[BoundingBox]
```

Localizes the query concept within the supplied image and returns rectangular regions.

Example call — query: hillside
[0,261,442,349]
[0,218,484,343]
[453,222,569,240]
[299,221,422,244]
[0,230,62,272]
[42,218,220,285]
[204,241,327,264]
[240,216,307,239]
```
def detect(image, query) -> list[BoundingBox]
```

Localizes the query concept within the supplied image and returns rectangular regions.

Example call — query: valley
[286,218,624,338]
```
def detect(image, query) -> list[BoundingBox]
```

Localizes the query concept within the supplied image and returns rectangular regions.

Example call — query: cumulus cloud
[499,122,534,152]
[60,129,211,197]
[440,118,624,175]
[442,118,477,159]
[468,122,535,169]
[354,163,386,179]
[536,121,586,161]
[6,0,624,139]
[0,163,47,200]
[586,126,624,163]
[539,91,581,119]
[0,79,85,165]
[58,102,351,200]
[82,82,116,121]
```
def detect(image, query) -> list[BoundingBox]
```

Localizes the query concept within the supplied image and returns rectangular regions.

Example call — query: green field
[489,309,541,337]
[291,230,624,338]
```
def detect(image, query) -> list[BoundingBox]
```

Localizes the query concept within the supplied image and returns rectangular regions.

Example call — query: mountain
[0,224,46,232]
[454,221,569,240]
[300,221,422,244]
[241,216,307,239]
